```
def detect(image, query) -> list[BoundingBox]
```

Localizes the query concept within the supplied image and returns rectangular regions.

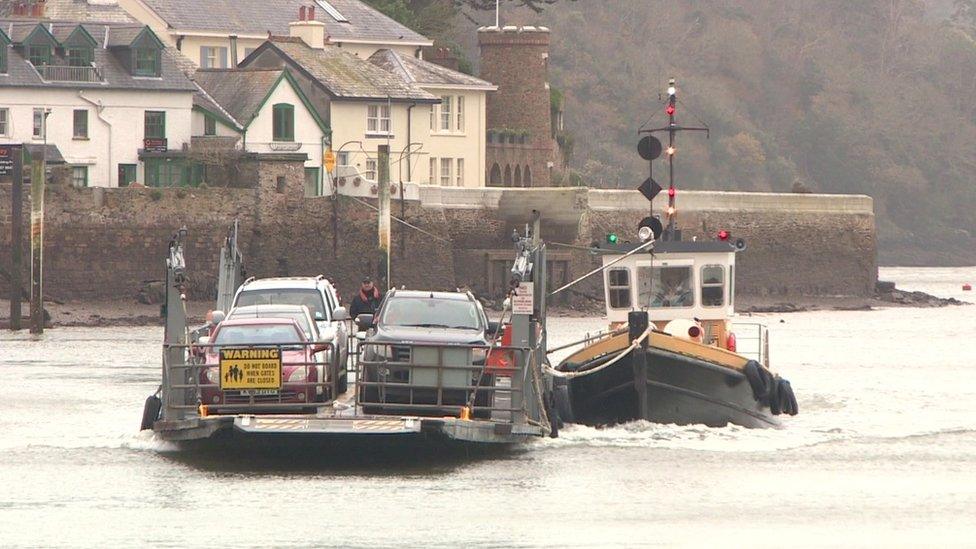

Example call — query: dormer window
[134,47,160,76]
[67,46,92,67]
[28,44,51,66]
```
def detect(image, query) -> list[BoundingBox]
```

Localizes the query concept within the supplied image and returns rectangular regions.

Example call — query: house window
[337,151,349,167]
[440,158,452,186]
[134,48,159,76]
[272,103,294,141]
[701,265,725,307]
[365,158,377,181]
[440,96,452,131]
[429,157,436,183]
[32,108,46,139]
[456,96,464,132]
[607,269,631,309]
[0,108,8,136]
[367,104,391,134]
[200,46,228,69]
[73,109,88,139]
[71,166,88,187]
[429,104,435,130]
[638,265,694,308]
[28,44,51,66]
[144,111,165,139]
[67,47,92,67]
[204,115,216,136]
[456,158,464,186]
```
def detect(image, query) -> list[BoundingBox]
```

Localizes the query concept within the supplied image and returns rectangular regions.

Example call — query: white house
[0,19,197,187]
[116,0,431,66]
[192,68,330,195]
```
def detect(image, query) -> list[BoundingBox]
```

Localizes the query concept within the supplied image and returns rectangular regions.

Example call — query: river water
[2,267,975,547]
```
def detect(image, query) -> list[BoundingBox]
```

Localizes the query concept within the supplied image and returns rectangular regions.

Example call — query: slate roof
[191,81,243,130]
[248,38,437,102]
[0,0,136,22]
[192,69,287,128]
[368,49,495,89]
[139,0,431,45]
[0,19,197,92]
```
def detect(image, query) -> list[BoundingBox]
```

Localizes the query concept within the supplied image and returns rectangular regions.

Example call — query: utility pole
[377,144,391,290]
[6,145,23,330]
[29,146,45,334]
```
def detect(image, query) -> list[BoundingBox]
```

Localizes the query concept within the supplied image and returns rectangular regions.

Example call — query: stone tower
[478,26,557,187]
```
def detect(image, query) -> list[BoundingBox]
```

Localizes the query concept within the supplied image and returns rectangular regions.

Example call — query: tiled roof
[369,49,495,89]
[0,0,136,22]
[0,19,197,92]
[192,69,286,128]
[139,0,430,44]
[253,38,437,102]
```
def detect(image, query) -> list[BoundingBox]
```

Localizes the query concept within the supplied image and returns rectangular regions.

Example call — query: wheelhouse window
[701,265,725,307]
[144,111,165,139]
[134,48,159,76]
[607,268,631,309]
[367,104,391,135]
[28,44,51,66]
[272,103,294,142]
[638,265,694,308]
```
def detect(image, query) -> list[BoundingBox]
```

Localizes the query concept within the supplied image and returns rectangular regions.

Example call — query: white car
[231,276,350,393]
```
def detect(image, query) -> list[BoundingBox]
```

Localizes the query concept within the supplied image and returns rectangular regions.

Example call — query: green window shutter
[272,103,295,142]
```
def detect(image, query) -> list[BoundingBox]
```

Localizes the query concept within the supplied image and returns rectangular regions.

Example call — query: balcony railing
[37,64,103,83]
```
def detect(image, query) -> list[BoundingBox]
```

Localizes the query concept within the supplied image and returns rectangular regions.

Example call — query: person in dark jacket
[350,277,383,319]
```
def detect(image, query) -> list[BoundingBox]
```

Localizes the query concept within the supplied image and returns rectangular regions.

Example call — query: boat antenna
[638,78,709,240]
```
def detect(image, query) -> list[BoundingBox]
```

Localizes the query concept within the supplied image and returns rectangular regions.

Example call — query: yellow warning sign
[219,348,282,390]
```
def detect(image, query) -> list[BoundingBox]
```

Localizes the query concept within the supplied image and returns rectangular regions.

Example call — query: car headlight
[205,367,219,384]
[287,368,310,383]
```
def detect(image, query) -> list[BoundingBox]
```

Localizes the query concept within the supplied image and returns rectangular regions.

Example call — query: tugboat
[554,79,798,429]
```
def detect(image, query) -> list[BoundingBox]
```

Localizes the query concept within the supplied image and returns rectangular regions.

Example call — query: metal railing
[161,340,339,416]
[357,341,531,422]
[38,64,103,83]
[731,322,769,367]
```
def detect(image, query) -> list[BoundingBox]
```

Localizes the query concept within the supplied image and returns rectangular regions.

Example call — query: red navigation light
[668,187,676,198]
[718,230,730,241]
[666,104,675,116]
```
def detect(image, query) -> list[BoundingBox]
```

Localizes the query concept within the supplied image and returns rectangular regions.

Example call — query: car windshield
[228,308,315,339]
[380,297,482,330]
[213,324,305,346]
[236,289,328,321]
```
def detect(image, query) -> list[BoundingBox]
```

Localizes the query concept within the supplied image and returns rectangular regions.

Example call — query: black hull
[566,347,779,429]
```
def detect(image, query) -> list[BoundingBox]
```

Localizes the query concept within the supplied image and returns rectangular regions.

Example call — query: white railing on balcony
[38,64,103,83]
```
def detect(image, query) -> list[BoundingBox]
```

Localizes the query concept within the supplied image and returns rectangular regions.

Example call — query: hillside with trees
[367,1,976,265]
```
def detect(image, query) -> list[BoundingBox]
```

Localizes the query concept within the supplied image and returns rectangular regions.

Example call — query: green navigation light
[606,233,618,244]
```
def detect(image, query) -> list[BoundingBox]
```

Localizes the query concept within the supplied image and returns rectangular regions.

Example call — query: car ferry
[554,79,797,429]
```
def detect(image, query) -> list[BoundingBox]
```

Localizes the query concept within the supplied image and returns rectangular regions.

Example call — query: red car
[197,317,329,407]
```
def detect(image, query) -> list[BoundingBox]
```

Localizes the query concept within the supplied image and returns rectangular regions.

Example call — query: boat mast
[639,78,708,240]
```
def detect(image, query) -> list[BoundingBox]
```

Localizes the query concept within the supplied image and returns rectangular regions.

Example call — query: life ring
[743,360,769,401]
[140,395,162,431]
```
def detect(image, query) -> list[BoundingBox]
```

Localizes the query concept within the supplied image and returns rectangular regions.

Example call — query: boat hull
[565,346,779,429]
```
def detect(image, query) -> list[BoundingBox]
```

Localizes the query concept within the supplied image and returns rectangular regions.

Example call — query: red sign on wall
[143,138,168,153]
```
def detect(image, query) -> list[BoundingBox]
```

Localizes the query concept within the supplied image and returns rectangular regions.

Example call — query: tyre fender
[768,376,782,415]
[554,380,575,425]
[140,395,162,431]
[743,360,769,402]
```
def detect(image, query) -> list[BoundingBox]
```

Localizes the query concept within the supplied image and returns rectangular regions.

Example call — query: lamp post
[30,109,51,334]
[396,142,423,258]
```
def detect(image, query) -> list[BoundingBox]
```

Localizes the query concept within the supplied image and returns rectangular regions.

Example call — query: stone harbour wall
[0,182,876,309]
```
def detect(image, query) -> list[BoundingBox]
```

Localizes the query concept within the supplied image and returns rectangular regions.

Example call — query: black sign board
[637,177,662,202]
[637,136,663,161]
[0,144,19,178]
[143,138,168,153]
